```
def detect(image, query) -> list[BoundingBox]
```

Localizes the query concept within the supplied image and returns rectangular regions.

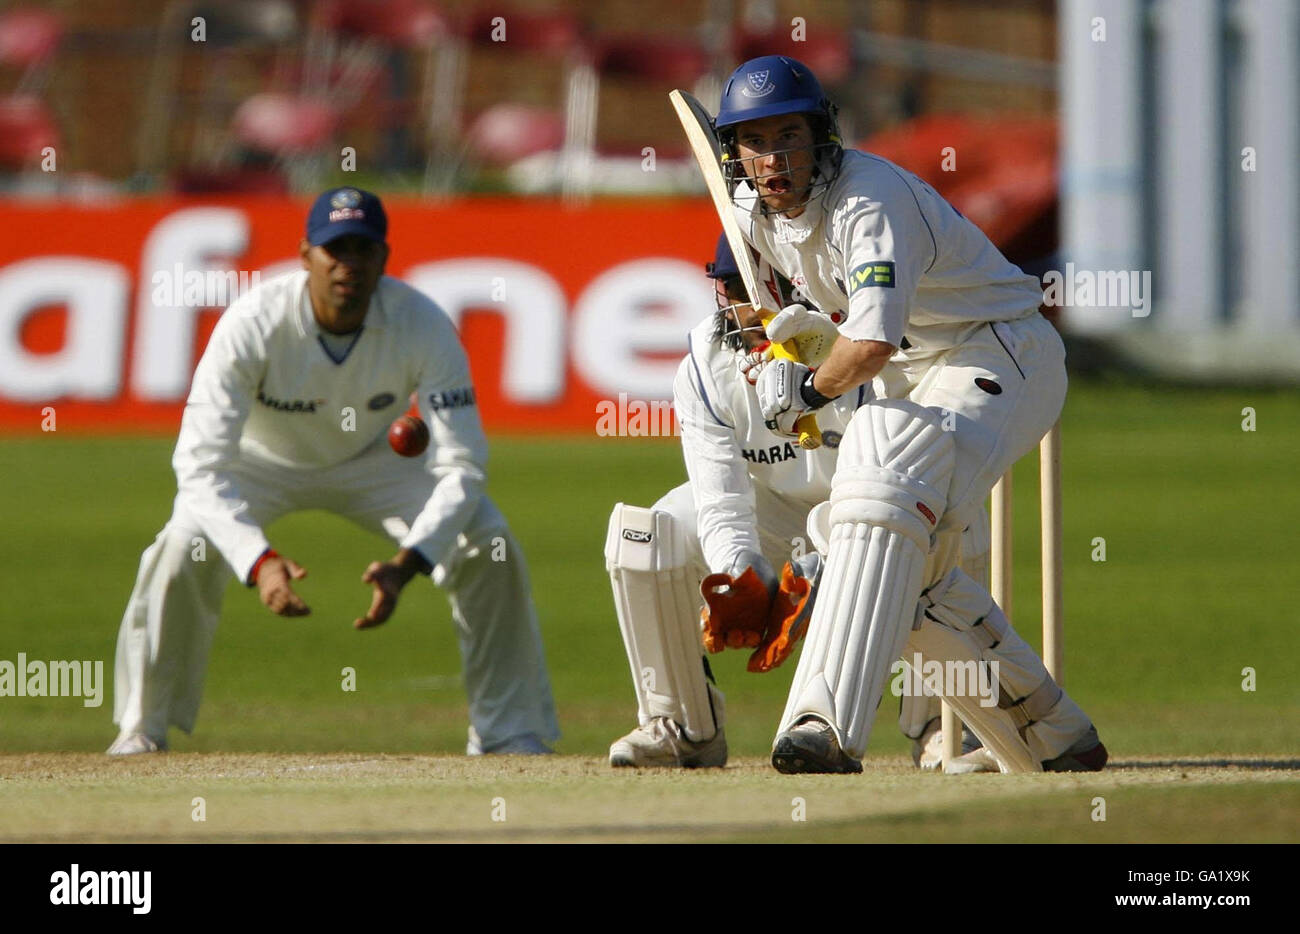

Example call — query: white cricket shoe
[912,717,986,771]
[943,747,1002,774]
[106,732,167,756]
[609,718,727,768]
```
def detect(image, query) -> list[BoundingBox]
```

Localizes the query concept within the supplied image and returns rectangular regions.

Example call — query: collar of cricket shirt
[295,274,389,338]
[771,191,825,245]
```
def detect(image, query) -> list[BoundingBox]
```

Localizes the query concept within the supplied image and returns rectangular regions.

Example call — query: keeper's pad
[777,400,954,758]
[606,503,719,742]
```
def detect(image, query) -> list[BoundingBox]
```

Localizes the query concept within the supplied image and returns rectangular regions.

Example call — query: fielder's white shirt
[733,149,1044,350]
[675,315,868,573]
[174,269,487,581]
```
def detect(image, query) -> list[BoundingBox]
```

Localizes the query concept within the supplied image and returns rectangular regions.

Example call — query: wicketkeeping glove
[736,340,774,385]
[699,551,778,653]
[748,552,822,673]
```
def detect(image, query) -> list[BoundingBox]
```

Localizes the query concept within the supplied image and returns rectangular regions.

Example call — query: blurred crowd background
[0,0,1054,197]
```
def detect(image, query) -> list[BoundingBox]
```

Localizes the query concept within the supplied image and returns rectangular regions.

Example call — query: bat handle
[794,413,822,450]
[771,335,823,450]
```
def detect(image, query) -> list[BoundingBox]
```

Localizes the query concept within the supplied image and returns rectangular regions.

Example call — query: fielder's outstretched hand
[353,548,431,630]
[257,554,311,617]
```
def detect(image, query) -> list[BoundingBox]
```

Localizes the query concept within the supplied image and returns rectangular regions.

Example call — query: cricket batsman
[108,187,559,756]
[712,56,1107,773]
[606,236,992,770]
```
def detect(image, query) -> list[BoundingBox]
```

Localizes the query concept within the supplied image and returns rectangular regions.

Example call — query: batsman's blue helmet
[715,55,832,129]
[714,56,843,210]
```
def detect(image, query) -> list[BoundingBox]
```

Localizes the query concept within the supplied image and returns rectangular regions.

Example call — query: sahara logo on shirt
[742,443,799,464]
[256,389,324,413]
[847,261,896,294]
[429,387,476,411]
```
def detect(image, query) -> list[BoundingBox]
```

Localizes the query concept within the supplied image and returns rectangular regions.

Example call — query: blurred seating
[137,0,301,188]
[860,115,1058,268]
[0,7,63,175]
[464,103,566,166]
[0,94,59,170]
[436,7,589,194]
[232,92,340,155]
[734,27,853,86]
[0,6,63,93]
[300,0,464,186]
[570,33,713,188]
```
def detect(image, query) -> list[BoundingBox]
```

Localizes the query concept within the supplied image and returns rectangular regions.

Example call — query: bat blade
[670,88,821,450]
[669,89,769,315]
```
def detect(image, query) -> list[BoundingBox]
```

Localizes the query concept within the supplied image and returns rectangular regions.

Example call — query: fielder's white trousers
[113,438,559,752]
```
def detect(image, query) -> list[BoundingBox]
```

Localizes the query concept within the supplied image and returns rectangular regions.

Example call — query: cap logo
[743,70,775,98]
[330,188,362,209]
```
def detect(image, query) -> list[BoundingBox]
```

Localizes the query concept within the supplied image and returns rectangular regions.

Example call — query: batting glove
[757,358,835,437]
[764,303,841,367]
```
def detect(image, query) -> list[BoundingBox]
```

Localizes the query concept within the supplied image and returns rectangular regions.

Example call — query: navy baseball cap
[306,187,387,246]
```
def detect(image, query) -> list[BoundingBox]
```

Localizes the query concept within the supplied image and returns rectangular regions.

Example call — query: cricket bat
[669,88,822,450]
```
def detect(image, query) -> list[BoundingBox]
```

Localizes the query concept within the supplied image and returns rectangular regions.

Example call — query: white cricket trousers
[112,438,559,753]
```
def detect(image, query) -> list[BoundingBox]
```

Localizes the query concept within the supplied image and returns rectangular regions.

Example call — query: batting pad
[777,400,955,759]
[905,617,1040,773]
[606,504,719,742]
[925,583,1091,763]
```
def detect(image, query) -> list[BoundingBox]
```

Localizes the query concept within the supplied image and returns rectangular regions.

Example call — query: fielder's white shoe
[609,718,727,768]
[106,732,167,756]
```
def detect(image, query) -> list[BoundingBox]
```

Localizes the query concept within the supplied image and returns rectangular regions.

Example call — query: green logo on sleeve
[847,261,896,294]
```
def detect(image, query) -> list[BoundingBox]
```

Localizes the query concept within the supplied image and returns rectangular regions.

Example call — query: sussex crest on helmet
[331,188,363,209]
[743,70,775,97]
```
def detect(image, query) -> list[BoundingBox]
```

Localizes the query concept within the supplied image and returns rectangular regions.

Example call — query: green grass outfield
[1,380,1298,842]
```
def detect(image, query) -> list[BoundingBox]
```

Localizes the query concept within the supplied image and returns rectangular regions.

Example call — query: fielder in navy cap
[299,187,390,333]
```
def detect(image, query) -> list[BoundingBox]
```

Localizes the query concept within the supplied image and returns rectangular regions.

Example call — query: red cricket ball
[387,414,430,457]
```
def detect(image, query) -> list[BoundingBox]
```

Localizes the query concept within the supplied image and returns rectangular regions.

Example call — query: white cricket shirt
[173,269,488,581]
[733,149,1045,349]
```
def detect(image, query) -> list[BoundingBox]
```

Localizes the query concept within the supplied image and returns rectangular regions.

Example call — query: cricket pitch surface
[2,753,1295,843]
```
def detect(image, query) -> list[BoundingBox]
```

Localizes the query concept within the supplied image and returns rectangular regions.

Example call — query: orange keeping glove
[748,555,821,673]
[700,567,773,653]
